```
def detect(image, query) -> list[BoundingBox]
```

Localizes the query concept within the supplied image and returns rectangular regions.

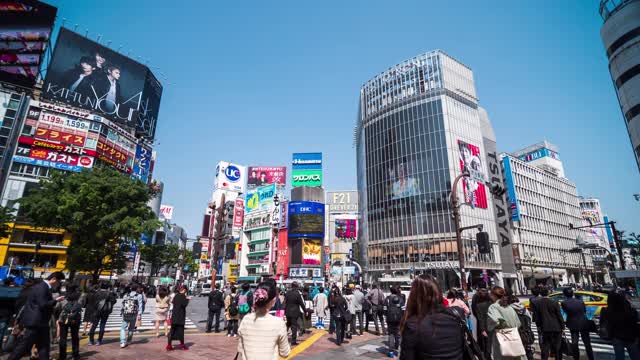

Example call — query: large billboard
[458,140,487,209]
[244,183,275,214]
[292,169,322,187]
[302,239,322,265]
[247,166,286,188]
[42,28,162,139]
[335,219,357,240]
[292,152,322,170]
[326,191,358,213]
[0,1,56,88]
[214,161,246,193]
[582,210,606,245]
[288,201,324,238]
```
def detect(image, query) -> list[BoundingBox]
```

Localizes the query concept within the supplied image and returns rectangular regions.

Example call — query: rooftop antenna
[85,29,88,37]
[107,40,112,47]
[73,24,78,31]
[61,18,66,27]
[97,34,102,43]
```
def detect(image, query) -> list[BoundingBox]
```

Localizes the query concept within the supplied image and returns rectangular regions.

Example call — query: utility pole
[209,193,227,286]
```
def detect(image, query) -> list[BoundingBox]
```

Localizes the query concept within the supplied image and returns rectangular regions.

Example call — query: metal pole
[610,222,626,270]
[451,173,467,291]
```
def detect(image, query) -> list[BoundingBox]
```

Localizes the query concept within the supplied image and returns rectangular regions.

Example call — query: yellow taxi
[524,290,608,321]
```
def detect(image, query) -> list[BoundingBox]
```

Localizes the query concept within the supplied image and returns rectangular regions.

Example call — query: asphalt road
[188,295,227,332]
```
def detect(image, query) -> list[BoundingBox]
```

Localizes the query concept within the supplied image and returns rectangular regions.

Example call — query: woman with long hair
[399,274,464,359]
[487,286,525,360]
[601,291,640,359]
[166,285,189,351]
[237,280,291,360]
[155,286,170,338]
[330,287,349,346]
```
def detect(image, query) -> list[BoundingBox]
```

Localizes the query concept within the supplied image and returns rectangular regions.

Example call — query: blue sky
[45,1,639,238]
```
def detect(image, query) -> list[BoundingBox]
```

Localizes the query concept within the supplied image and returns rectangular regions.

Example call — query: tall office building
[356,50,503,288]
[600,0,640,172]
[502,142,593,289]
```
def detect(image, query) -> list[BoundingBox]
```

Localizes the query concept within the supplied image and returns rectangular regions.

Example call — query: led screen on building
[288,201,324,238]
[247,166,286,188]
[302,239,321,265]
[0,0,56,88]
[42,28,162,139]
[292,169,322,187]
[335,219,357,239]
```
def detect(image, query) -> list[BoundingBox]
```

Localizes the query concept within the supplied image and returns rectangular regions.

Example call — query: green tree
[140,243,180,277]
[19,168,160,282]
[0,205,15,239]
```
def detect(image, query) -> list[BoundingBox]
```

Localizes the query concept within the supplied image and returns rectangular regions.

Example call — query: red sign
[97,154,131,174]
[96,141,129,164]
[276,230,290,278]
[19,136,97,157]
[35,127,86,147]
[232,198,244,230]
[29,147,93,168]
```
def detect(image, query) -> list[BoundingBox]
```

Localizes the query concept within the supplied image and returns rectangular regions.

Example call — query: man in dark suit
[537,287,565,360]
[60,56,96,99]
[207,283,224,333]
[91,64,122,113]
[284,282,306,345]
[9,272,66,360]
[561,288,594,360]
[528,286,544,347]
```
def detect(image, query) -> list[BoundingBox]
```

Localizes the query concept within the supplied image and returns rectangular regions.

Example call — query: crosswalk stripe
[530,323,615,354]
[88,298,197,332]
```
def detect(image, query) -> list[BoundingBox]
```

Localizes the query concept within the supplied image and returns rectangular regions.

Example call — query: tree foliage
[140,243,180,277]
[20,168,160,281]
[0,205,15,239]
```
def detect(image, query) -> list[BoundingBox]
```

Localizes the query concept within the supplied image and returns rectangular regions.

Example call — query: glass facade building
[600,0,640,172]
[356,51,502,288]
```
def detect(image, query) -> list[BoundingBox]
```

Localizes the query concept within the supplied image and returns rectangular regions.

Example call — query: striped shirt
[238,312,290,360]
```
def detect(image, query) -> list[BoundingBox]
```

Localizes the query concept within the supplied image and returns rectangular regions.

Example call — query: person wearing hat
[167,285,190,351]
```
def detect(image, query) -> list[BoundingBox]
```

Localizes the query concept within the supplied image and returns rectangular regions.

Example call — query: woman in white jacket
[313,287,329,329]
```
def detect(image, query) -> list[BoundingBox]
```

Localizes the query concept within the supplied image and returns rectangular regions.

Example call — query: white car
[199,283,212,297]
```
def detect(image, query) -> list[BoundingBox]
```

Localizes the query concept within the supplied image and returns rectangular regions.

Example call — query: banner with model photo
[42,28,162,139]
[247,166,286,188]
[0,1,57,88]
[457,140,488,209]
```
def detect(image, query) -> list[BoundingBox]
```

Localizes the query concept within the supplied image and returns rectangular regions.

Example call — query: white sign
[160,205,174,220]
[215,161,247,193]
[133,252,141,274]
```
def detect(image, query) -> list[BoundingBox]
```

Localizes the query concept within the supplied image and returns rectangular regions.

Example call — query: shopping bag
[495,327,526,357]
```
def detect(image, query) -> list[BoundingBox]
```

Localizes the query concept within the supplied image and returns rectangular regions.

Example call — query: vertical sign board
[160,204,174,220]
[502,157,521,222]
[292,152,322,187]
[232,198,244,236]
[132,143,152,183]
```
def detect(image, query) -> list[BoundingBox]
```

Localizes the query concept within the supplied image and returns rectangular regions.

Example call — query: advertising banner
[160,205,174,220]
[42,28,162,139]
[245,183,275,214]
[247,166,286,188]
[35,127,86,147]
[29,147,94,168]
[288,201,324,238]
[132,143,152,183]
[292,152,322,170]
[280,200,288,229]
[335,219,357,240]
[18,136,97,157]
[13,154,84,172]
[215,161,246,193]
[582,210,606,244]
[0,0,57,88]
[519,147,560,163]
[37,110,91,131]
[302,239,321,265]
[292,169,322,187]
[276,230,289,276]
[457,140,488,209]
[326,191,358,213]
[502,157,521,222]
[232,198,244,234]
[243,211,272,231]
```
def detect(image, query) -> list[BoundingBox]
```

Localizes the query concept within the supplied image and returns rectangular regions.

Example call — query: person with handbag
[330,287,350,346]
[155,286,171,337]
[57,285,82,360]
[536,287,564,360]
[384,286,405,358]
[487,286,526,360]
[367,283,386,335]
[560,288,594,360]
[166,285,189,351]
[399,274,467,359]
[88,282,116,345]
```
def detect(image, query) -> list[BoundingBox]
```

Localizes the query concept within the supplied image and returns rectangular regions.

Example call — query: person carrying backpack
[206,283,224,333]
[57,285,83,360]
[508,290,535,360]
[237,283,253,321]
[225,286,240,337]
[89,282,116,346]
[120,283,141,348]
[384,286,405,358]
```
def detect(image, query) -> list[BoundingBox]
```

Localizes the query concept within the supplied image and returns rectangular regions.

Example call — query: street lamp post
[569,221,625,270]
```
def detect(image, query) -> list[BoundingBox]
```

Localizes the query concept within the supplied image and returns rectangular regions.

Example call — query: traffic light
[192,242,202,259]
[477,232,491,254]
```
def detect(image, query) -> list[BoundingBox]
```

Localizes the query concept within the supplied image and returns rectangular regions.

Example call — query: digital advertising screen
[458,140,488,209]
[247,166,286,188]
[302,239,321,265]
[335,219,357,239]
[288,201,324,238]
[42,28,162,139]
[0,1,56,88]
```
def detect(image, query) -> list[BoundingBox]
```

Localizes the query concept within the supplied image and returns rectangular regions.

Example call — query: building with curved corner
[355,50,503,289]
[600,0,640,172]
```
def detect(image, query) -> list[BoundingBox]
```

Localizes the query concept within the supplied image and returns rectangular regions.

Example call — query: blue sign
[132,144,152,183]
[288,201,325,238]
[604,216,615,251]
[13,155,82,172]
[225,165,241,182]
[292,152,322,170]
[519,148,560,163]
[502,157,521,222]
